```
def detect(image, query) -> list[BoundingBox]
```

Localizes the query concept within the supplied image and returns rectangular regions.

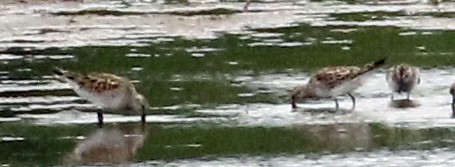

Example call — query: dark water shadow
[389,99,420,109]
[293,107,352,115]
[63,124,149,165]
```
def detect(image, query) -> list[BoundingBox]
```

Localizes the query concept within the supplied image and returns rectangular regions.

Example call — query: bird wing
[310,66,361,89]
[386,66,400,82]
[74,73,128,93]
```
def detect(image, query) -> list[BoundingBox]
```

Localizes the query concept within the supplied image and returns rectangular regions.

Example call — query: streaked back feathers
[53,67,135,94]
[311,58,387,89]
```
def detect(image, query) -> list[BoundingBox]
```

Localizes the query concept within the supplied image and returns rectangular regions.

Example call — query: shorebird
[291,58,387,111]
[450,83,455,118]
[385,64,420,101]
[53,68,149,126]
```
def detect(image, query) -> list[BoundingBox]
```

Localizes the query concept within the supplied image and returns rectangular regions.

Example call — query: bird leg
[141,105,146,124]
[348,93,356,111]
[391,93,394,101]
[406,92,411,101]
[452,95,455,118]
[243,0,251,12]
[97,111,104,128]
[291,95,298,112]
[140,105,147,131]
[334,98,339,112]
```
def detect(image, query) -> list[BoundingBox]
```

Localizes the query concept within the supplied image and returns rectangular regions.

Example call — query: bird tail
[53,67,77,82]
[358,58,387,75]
[346,58,387,81]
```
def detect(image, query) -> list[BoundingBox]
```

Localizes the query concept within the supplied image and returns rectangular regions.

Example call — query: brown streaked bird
[291,58,387,111]
[53,68,149,126]
[385,64,420,101]
[450,83,455,118]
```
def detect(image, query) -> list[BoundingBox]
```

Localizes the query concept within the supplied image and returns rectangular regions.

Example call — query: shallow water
[196,69,455,128]
[4,69,455,128]
[2,0,455,166]
[150,148,455,167]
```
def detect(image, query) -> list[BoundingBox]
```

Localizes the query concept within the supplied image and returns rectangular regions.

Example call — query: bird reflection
[296,123,372,151]
[63,124,148,165]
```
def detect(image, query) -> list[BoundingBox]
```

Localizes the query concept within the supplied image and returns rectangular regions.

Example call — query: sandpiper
[450,83,455,118]
[53,68,149,126]
[386,64,420,101]
[291,58,386,111]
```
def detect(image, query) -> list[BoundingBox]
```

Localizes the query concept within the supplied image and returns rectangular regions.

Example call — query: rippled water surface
[2,0,455,166]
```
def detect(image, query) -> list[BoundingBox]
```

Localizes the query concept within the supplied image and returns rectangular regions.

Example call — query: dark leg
[141,105,146,124]
[141,105,146,131]
[452,96,455,118]
[348,93,356,111]
[141,113,146,124]
[291,103,298,112]
[97,111,104,128]
[334,98,339,112]
[243,0,251,12]
[291,95,298,112]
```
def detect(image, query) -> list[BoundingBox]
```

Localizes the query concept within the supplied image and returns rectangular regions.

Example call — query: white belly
[73,87,129,110]
[386,77,399,92]
[315,76,367,98]
[330,78,364,96]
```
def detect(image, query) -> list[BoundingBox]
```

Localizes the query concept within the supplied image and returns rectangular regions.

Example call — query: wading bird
[291,58,386,111]
[54,68,149,127]
[386,64,420,101]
